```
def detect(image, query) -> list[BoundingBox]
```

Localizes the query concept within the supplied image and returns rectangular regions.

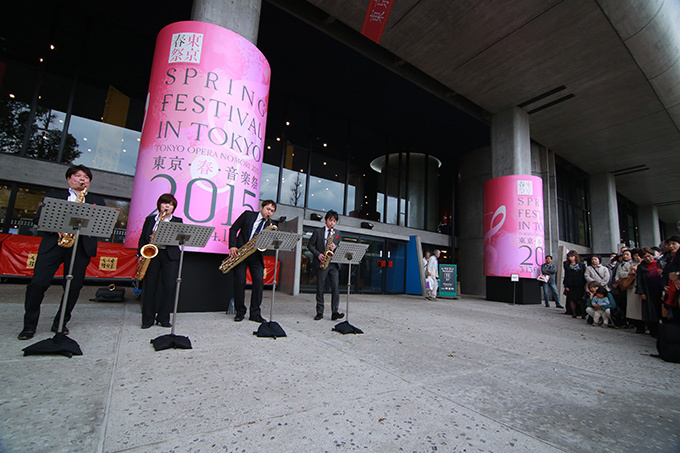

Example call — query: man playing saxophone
[229,199,277,323]
[308,210,343,321]
[18,165,107,340]
[138,193,183,329]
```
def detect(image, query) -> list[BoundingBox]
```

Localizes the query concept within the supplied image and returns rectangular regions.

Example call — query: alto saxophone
[219,224,277,274]
[57,185,87,248]
[135,210,169,280]
[320,228,335,270]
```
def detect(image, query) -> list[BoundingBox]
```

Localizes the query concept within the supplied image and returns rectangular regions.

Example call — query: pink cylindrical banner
[125,21,270,253]
[483,175,544,278]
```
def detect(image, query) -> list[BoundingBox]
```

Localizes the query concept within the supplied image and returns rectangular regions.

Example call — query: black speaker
[361,222,374,229]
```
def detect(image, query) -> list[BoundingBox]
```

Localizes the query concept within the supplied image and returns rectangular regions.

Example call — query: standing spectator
[425,250,440,300]
[661,236,680,321]
[541,255,563,308]
[585,255,611,290]
[636,247,663,337]
[563,251,586,317]
[625,249,644,332]
[613,249,635,325]
[422,251,430,272]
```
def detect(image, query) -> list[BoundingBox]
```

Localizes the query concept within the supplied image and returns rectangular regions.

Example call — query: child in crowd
[586,283,617,327]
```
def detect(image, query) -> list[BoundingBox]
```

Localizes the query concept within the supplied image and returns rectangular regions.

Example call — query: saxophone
[57,185,87,248]
[135,210,169,280]
[320,228,335,270]
[219,224,277,274]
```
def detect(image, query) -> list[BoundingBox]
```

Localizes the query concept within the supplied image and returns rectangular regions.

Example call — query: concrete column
[638,204,661,247]
[191,0,262,45]
[491,107,531,177]
[589,172,620,254]
[533,144,559,257]
[457,147,492,296]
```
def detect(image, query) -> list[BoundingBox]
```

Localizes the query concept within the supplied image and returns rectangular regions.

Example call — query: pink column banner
[125,21,270,253]
[483,175,544,278]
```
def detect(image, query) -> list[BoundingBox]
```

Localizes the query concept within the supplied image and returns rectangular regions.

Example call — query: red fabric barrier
[0,235,138,279]
[246,255,280,285]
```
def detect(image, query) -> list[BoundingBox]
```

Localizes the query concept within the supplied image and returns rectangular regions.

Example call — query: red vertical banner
[361,0,395,43]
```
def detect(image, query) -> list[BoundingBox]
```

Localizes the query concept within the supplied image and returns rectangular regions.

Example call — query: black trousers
[316,264,340,315]
[233,252,263,318]
[141,249,179,326]
[23,244,91,331]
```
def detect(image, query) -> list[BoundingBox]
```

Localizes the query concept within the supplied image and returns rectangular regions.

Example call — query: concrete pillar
[457,147,491,296]
[533,144,559,257]
[191,0,262,44]
[491,107,531,177]
[638,204,661,247]
[589,172,620,254]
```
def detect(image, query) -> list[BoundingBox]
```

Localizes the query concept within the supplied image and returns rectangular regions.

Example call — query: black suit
[138,214,183,326]
[229,210,273,318]
[308,226,342,316]
[23,189,107,332]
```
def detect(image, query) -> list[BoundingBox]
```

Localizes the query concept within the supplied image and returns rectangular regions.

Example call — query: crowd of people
[540,236,680,335]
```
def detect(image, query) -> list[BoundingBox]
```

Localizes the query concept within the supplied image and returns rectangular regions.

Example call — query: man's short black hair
[261,199,277,210]
[325,210,339,221]
[66,164,92,181]
[545,255,553,259]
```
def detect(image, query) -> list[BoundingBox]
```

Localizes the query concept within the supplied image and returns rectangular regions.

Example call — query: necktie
[253,218,264,237]
[326,229,330,241]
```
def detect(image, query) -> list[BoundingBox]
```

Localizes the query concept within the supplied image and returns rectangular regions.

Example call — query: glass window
[556,156,591,246]
[280,144,308,207]
[348,124,385,222]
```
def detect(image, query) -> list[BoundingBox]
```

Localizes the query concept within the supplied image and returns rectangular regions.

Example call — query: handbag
[614,276,635,291]
[537,274,549,283]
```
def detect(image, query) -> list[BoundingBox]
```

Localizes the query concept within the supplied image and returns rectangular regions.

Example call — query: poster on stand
[483,175,544,279]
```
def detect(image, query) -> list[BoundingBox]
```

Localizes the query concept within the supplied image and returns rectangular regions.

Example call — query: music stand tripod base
[252,230,302,339]
[330,242,368,335]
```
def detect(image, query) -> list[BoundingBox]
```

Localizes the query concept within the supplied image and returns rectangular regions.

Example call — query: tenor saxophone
[135,210,169,280]
[57,185,87,248]
[219,224,277,274]
[320,228,335,270]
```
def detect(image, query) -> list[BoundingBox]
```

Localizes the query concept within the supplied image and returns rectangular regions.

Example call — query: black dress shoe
[249,315,266,323]
[51,325,70,335]
[157,321,172,328]
[141,324,152,329]
[18,330,35,340]
[234,314,245,322]
[314,314,323,320]
[331,312,345,320]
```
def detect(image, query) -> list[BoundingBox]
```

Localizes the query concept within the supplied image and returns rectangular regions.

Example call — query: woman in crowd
[585,283,617,327]
[613,249,635,325]
[563,250,586,317]
[635,247,663,337]
[585,255,611,290]
[661,236,680,322]
[625,249,644,333]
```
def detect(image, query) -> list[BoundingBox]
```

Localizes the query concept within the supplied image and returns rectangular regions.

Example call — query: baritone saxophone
[219,224,277,274]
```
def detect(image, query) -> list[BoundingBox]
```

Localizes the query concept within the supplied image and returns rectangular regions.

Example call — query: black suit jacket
[308,226,342,269]
[138,215,183,261]
[34,189,107,258]
[229,210,274,249]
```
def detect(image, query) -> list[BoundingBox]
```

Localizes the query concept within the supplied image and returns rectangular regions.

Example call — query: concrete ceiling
[280,0,680,227]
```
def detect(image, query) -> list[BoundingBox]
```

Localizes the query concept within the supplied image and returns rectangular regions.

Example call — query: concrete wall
[457,147,492,296]
[0,154,134,200]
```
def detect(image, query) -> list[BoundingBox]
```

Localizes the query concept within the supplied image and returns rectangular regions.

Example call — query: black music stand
[149,222,214,351]
[23,198,119,358]
[251,229,302,338]
[330,242,369,335]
